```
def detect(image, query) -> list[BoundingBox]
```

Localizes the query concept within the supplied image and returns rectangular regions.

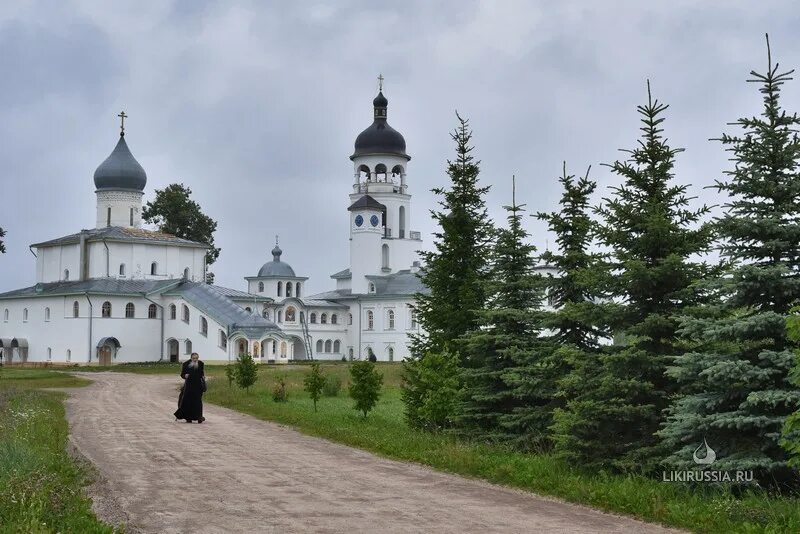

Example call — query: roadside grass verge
[0,367,92,389]
[0,382,118,532]
[205,362,800,534]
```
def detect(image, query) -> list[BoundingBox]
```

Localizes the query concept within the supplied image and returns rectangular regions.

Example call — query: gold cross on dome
[118,111,128,135]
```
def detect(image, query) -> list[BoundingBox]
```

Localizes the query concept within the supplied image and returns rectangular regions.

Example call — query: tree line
[403,35,800,491]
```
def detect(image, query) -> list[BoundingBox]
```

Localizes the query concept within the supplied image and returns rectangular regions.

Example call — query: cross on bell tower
[118,111,128,136]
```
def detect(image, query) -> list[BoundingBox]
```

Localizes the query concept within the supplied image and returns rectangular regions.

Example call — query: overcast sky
[1,1,799,294]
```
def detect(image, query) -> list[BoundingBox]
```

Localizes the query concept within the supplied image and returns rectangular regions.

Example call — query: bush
[303,363,326,412]
[401,350,462,431]
[234,353,258,391]
[272,374,288,402]
[322,374,342,397]
[349,360,383,418]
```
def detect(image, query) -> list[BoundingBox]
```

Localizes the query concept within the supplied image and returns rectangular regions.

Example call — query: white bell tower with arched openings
[348,83,420,293]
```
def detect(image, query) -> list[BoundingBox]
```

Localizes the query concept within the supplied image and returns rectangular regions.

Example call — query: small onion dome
[94,135,147,192]
[351,91,409,160]
[257,245,296,277]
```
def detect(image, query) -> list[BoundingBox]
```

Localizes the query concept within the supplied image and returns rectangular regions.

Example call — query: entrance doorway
[168,339,179,363]
[96,337,120,365]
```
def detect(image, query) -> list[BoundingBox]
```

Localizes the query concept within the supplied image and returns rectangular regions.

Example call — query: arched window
[324,340,332,353]
[245,307,252,313]
[238,339,247,356]
[286,282,293,297]
[296,283,301,297]
[316,340,323,353]
[150,262,158,275]
[219,330,227,350]
[398,206,406,238]
[348,347,354,360]
[183,267,190,279]
[258,281,264,292]
[369,283,376,294]
[185,339,192,354]
[331,314,338,325]
[277,281,283,296]
[382,244,389,269]
[63,269,69,281]
[253,342,260,357]
[333,340,341,353]
[182,304,190,323]
[388,310,395,330]
[367,310,374,330]
[72,301,79,318]
[375,163,387,181]
[66,349,71,362]
[391,164,404,176]
[169,304,176,320]
[321,313,327,324]
[285,307,296,322]
[280,342,287,357]
[47,347,52,361]
[409,305,418,329]
[388,347,394,362]
[102,301,111,318]
[125,302,135,318]
[358,164,371,181]
[44,307,50,321]
[348,313,353,325]
[277,310,283,323]
[119,263,126,276]
[23,308,28,321]
[263,309,270,320]
[148,304,157,319]
[200,317,208,336]
[310,313,317,324]
[3,309,8,321]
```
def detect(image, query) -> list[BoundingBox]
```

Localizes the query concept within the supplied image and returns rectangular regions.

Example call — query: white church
[0,89,427,365]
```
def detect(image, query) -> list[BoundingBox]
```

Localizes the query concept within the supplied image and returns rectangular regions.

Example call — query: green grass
[0,378,119,532]
[204,362,800,534]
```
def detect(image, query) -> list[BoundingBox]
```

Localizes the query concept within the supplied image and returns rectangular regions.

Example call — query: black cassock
[174,360,205,422]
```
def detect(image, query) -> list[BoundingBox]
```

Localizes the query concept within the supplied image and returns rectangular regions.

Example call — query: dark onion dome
[257,245,296,277]
[94,134,147,192]
[351,91,410,160]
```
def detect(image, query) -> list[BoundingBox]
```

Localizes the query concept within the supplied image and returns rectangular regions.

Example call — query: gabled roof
[163,282,281,338]
[365,270,429,297]
[209,285,272,302]
[31,226,209,249]
[0,278,181,300]
[330,268,351,279]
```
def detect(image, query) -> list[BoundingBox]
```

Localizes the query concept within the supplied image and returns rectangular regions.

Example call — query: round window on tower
[370,214,380,227]
[355,214,364,227]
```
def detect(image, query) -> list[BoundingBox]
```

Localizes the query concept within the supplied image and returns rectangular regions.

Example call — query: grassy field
[0,368,119,532]
[197,361,800,534]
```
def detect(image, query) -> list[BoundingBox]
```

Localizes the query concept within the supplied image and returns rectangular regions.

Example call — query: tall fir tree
[506,164,614,451]
[660,37,800,487]
[458,177,549,445]
[403,114,494,429]
[551,82,712,472]
[409,113,494,358]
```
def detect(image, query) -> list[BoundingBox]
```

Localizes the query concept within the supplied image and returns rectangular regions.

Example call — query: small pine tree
[303,362,326,412]
[272,374,288,402]
[349,360,383,418]
[660,37,800,488]
[224,364,236,388]
[234,352,258,392]
[402,350,462,430]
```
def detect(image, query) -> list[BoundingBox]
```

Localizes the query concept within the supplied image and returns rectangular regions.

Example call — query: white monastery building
[0,90,427,365]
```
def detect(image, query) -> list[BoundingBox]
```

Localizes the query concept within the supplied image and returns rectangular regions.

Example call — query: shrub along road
[64,372,677,533]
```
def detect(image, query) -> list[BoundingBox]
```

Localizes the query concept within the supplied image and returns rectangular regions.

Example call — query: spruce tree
[403,113,493,429]
[459,178,548,445]
[552,82,712,472]
[660,37,800,487]
[409,113,494,358]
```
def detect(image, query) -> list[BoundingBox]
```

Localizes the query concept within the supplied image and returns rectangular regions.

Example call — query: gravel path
[63,372,679,533]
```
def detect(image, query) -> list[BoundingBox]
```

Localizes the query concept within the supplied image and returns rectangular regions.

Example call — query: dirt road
[63,372,677,533]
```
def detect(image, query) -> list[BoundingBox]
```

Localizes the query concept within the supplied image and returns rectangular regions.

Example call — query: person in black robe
[174,352,206,423]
